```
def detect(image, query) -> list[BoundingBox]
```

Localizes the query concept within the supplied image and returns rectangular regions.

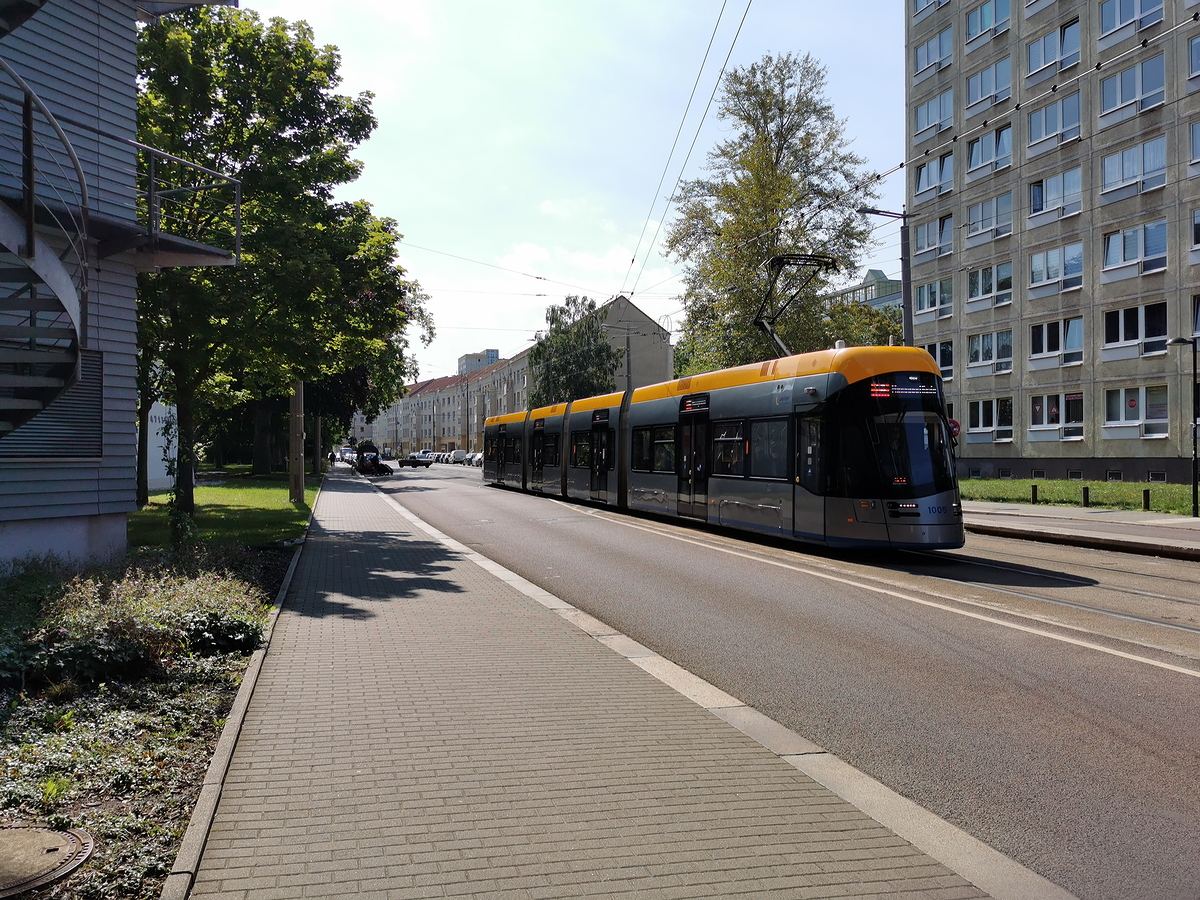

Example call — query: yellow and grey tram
[483,345,964,550]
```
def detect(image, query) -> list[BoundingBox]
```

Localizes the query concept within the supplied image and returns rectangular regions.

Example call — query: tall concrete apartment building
[908,0,1200,482]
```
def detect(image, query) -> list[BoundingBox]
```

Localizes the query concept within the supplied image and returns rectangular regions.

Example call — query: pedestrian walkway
[172,472,1071,900]
[963,500,1200,560]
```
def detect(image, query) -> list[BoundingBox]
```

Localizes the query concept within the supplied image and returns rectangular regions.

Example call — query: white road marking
[569,504,1200,680]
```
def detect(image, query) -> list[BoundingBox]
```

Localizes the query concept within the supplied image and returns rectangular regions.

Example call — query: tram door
[677,405,709,520]
[590,412,610,501]
[793,413,825,541]
[530,423,545,492]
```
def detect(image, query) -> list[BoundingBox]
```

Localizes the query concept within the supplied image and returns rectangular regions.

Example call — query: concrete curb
[964,520,1200,561]
[159,480,318,900]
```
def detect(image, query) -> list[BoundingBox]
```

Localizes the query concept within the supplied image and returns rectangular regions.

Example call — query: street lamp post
[856,206,912,347]
[1168,336,1198,518]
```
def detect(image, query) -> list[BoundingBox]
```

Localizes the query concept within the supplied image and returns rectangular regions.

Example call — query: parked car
[469,452,483,466]
[450,450,468,464]
[396,452,432,468]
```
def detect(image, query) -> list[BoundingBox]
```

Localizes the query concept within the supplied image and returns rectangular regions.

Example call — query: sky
[241,0,908,383]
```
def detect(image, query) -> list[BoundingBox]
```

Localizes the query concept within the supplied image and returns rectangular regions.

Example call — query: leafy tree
[528,296,625,408]
[136,9,430,514]
[664,52,893,375]
[826,301,903,348]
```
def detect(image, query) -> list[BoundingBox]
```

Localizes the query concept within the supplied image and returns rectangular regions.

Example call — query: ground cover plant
[2,525,296,897]
[957,478,1195,515]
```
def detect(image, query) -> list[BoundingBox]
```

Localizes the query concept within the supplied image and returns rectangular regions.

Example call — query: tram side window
[544,434,560,467]
[570,431,592,468]
[631,428,652,471]
[506,436,522,465]
[652,425,676,473]
[485,435,497,462]
[711,420,745,476]
[749,418,788,480]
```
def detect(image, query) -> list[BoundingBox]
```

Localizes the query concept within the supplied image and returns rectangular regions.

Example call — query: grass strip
[128,469,319,548]
[958,478,1195,515]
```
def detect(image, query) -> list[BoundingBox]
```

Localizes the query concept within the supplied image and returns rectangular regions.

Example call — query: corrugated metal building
[0,1,236,567]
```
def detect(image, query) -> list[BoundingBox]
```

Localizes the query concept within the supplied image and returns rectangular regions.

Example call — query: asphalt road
[374,464,1200,900]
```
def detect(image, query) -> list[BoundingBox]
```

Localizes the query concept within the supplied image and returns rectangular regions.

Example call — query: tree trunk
[311,414,323,475]
[289,380,305,503]
[175,379,197,516]
[252,399,274,476]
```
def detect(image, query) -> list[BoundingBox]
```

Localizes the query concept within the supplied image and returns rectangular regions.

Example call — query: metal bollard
[1082,486,1090,508]
[1031,484,1038,504]
[1143,488,1151,511]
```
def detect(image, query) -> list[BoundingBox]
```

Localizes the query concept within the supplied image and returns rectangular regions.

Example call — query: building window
[966,0,1009,42]
[1101,136,1166,193]
[1103,301,1167,354]
[1193,210,1200,247]
[1029,167,1082,217]
[967,261,1012,306]
[967,124,1012,170]
[916,27,953,74]
[1192,36,1200,78]
[915,277,953,316]
[968,329,1013,372]
[915,88,954,134]
[968,57,1011,106]
[968,397,1013,440]
[915,0,943,12]
[1030,316,1084,364]
[915,215,953,255]
[1028,92,1080,144]
[1100,54,1165,114]
[967,192,1013,238]
[1194,295,1200,335]
[1103,219,1167,272]
[915,152,953,195]
[1030,392,1085,438]
[924,340,954,378]
[1028,19,1080,73]
[1029,242,1084,290]
[1105,385,1168,435]
[1099,0,1162,35]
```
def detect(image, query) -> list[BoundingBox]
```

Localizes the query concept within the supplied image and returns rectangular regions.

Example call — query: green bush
[0,545,271,686]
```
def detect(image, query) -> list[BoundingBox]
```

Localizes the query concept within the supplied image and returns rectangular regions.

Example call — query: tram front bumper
[885,520,965,549]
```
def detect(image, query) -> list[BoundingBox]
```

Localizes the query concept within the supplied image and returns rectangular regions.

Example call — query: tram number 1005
[928,505,949,515]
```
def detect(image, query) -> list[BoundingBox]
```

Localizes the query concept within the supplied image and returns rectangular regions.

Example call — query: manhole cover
[0,826,93,897]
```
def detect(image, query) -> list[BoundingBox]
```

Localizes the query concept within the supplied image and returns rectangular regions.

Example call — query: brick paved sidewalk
[186,472,1000,900]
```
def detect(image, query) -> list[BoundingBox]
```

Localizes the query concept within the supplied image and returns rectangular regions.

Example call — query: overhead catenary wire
[397,240,609,296]
[628,0,755,298]
[619,0,730,297]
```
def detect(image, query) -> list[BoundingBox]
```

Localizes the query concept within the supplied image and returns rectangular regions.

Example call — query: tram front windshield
[829,372,956,500]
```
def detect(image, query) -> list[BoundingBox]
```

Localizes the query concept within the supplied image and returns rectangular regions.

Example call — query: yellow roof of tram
[630,346,938,405]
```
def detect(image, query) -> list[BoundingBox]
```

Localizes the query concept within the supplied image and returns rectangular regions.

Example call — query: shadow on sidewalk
[286,525,468,620]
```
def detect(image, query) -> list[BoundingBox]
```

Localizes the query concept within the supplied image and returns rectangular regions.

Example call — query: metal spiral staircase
[0,38,88,440]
